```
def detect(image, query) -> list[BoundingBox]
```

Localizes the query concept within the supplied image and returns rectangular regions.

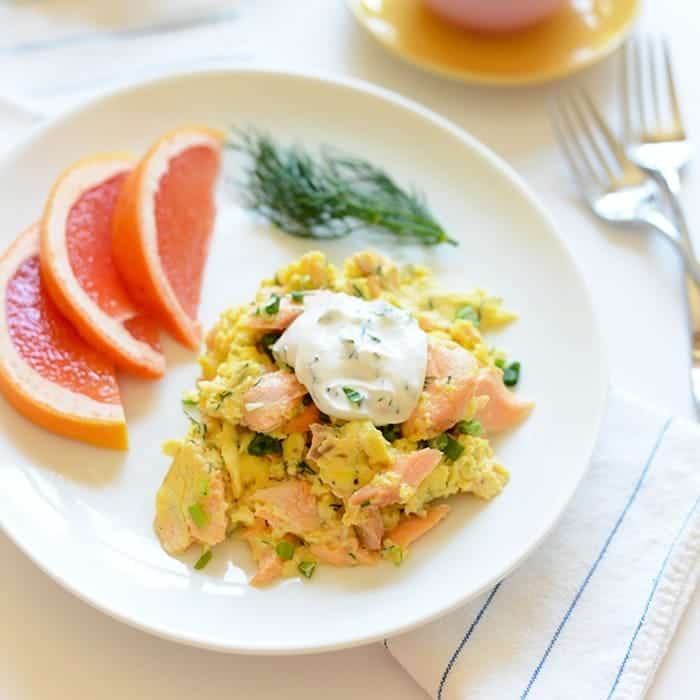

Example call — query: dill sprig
[227,129,456,246]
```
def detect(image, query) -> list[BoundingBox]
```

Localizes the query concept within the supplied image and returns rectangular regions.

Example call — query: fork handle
[641,208,700,287]
[652,168,700,415]
[654,168,690,238]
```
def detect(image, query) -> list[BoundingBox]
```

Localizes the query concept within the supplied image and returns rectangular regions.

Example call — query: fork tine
[552,95,603,190]
[633,35,648,136]
[647,35,662,130]
[662,35,685,135]
[621,40,634,142]
[578,88,628,172]
[550,101,589,191]
[567,89,617,182]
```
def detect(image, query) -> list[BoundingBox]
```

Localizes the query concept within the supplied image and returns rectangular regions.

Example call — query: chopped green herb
[444,436,465,461]
[297,460,316,476]
[214,390,232,409]
[290,291,305,303]
[494,357,506,370]
[456,419,482,436]
[369,334,381,343]
[298,560,317,579]
[360,501,371,508]
[259,331,281,360]
[194,549,212,570]
[432,433,449,451]
[248,433,283,456]
[263,293,281,315]
[351,283,365,299]
[380,424,402,442]
[181,397,198,407]
[275,540,296,561]
[456,304,480,325]
[382,544,405,566]
[503,361,521,387]
[433,433,464,462]
[188,503,208,528]
[342,386,365,405]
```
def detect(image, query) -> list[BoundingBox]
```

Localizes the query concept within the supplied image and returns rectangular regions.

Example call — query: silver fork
[622,35,700,414]
[549,88,700,286]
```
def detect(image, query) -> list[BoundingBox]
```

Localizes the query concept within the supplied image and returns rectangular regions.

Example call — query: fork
[549,88,700,287]
[622,35,700,414]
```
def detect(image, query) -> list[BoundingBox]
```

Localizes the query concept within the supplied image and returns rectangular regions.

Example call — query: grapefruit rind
[41,153,166,378]
[112,126,224,350]
[0,225,127,450]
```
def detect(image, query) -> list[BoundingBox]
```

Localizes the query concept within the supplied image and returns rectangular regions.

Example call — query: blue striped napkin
[386,392,700,699]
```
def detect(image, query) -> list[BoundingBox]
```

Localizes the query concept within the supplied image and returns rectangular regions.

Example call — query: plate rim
[345,0,640,87]
[0,66,609,654]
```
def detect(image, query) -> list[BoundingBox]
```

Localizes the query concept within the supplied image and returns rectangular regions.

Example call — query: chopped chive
[188,503,208,528]
[290,291,305,303]
[181,397,198,407]
[248,433,283,456]
[263,293,281,315]
[456,304,480,325]
[259,331,281,360]
[494,357,506,370]
[342,386,365,405]
[214,390,232,409]
[433,433,464,461]
[432,433,449,451]
[351,283,365,299]
[380,424,402,442]
[360,501,371,508]
[298,560,317,579]
[456,419,482,436]
[275,540,296,561]
[503,361,521,387]
[194,549,212,570]
[297,460,316,476]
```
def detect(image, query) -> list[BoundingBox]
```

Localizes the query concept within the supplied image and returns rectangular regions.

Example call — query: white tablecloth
[1,1,698,698]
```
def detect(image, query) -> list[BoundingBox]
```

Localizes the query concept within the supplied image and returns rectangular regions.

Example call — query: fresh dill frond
[227,129,456,246]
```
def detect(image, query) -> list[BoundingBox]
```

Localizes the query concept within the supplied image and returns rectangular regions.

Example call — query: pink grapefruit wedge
[41,154,165,378]
[0,224,127,449]
[111,126,223,350]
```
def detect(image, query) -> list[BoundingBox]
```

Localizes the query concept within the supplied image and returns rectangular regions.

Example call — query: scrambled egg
[154,250,526,586]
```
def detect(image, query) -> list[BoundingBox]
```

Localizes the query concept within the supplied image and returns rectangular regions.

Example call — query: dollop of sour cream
[273,291,427,424]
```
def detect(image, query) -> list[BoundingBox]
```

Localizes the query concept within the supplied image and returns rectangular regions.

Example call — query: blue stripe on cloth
[437,582,503,699]
[519,417,673,700]
[0,9,239,56]
[607,494,700,699]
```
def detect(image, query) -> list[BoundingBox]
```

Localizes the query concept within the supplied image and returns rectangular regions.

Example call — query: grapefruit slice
[41,154,165,378]
[112,126,223,350]
[0,224,127,449]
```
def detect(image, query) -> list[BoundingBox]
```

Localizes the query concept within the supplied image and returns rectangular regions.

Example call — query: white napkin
[386,391,700,700]
[0,0,256,115]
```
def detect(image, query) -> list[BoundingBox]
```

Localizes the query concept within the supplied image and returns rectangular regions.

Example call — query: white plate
[0,69,606,654]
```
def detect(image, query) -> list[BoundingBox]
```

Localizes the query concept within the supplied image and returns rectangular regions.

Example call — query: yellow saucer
[347,0,640,86]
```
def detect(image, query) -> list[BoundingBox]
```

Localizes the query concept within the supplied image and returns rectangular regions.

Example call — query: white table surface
[1,1,698,698]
